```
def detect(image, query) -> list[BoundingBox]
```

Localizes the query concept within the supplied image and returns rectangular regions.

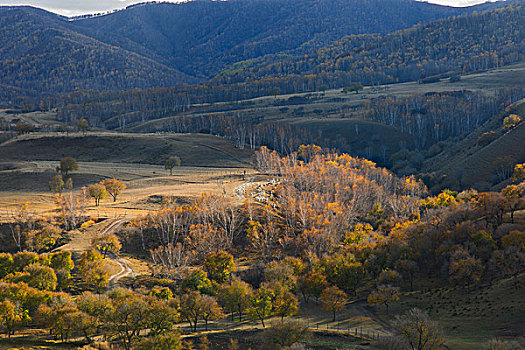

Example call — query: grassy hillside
[0,132,252,167]
[424,98,525,191]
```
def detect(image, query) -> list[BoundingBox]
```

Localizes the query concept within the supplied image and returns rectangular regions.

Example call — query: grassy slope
[424,98,525,190]
[0,132,253,167]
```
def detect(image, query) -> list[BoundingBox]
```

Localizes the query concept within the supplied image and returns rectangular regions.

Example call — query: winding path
[99,218,136,288]
[57,217,136,288]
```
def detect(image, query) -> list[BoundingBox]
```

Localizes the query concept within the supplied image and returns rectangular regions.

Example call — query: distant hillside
[0,0,514,100]
[217,2,525,88]
[423,99,525,191]
[71,0,487,78]
[0,6,194,100]
[0,133,253,167]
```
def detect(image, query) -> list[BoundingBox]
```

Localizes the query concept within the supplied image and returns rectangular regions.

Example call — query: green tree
[181,269,213,294]
[165,156,181,175]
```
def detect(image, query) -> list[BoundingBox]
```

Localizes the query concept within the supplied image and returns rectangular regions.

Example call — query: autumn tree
[204,250,235,284]
[378,270,402,287]
[270,284,299,322]
[76,291,112,340]
[59,157,78,176]
[501,184,525,224]
[75,118,90,135]
[343,82,364,94]
[105,290,150,349]
[320,254,366,295]
[247,287,274,327]
[262,319,310,349]
[448,250,483,291]
[0,253,14,279]
[511,163,525,182]
[200,295,224,331]
[137,333,183,350]
[146,297,180,335]
[368,285,400,313]
[0,300,30,338]
[503,114,522,131]
[165,156,181,175]
[102,179,127,202]
[92,233,122,258]
[395,259,419,290]
[218,279,253,322]
[24,264,58,291]
[49,251,74,290]
[49,174,65,194]
[25,224,62,253]
[393,308,445,350]
[297,271,329,303]
[36,296,81,342]
[77,249,108,291]
[180,291,221,332]
[88,183,107,206]
[320,286,348,321]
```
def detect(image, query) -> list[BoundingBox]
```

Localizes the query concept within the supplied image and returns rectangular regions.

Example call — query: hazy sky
[0,0,501,16]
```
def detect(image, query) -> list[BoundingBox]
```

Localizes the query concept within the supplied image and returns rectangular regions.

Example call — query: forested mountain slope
[71,0,490,78]
[0,0,515,100]
[0,6,194,100]
[217,2,525,88]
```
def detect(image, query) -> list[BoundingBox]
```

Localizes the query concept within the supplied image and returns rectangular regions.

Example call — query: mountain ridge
[0,0,517,100]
